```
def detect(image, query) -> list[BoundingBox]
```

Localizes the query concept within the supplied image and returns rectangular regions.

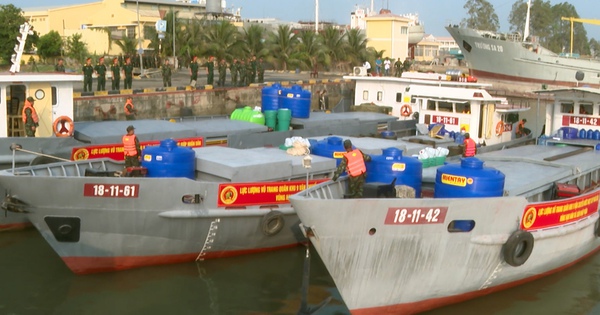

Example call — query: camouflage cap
[343,139,352,148]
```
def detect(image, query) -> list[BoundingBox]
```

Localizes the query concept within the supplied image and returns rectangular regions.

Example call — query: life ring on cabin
[502,230,534,267]
[261,210,285,236]
[53,116,74,137]
[495,121,504,137]
[400,104,412,117]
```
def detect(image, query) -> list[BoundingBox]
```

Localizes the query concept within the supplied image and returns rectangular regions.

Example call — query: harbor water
[3,229,600,315]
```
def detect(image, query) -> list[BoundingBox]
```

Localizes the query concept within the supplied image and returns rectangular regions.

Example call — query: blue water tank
[311,136,346,166]
[366,148,422,197]
[594,130,600,140]
[141,139,196,179]
[280,85,311,118]
[587,129,594,139]
[449,131,456,140]
[560,127,578,139]
[579,128,587,139]
[434,157,505,198]
[455,133,465,144]
[261,83,282,112]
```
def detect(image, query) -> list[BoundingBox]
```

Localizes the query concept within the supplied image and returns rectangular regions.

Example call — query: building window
[427,99,436,110]
[362,90,368,101]
[401,26,408,34]
[439,101,452,112]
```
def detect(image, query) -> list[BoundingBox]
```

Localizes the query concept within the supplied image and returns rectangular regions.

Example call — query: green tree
[590,38,600,58]
[0,4,28,63]
[345,29,369,67]
[551,3,589,55]
[294,30,325,70]
[114,36,138,57]
[320,26,347,71]
[37,30,63,61]
[243,24,267,58]
[267,25,298,71]
[462,0,499,32]
[66,33,88,64]
[203,21,244,61]
[177,18,205,63]
[509,0,553,41]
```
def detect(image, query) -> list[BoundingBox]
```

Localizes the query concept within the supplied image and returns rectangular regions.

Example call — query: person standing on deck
[162,59,172,87]
[205,56,215,86]
[394,58,403,77]
[230,58,239,86]
[332,139,371,198]
[122,125,141,167]
[111,57,121,91]
[463,133,477,157]
[55,59,65,72]
[516,119,530,138]
[22,96,39,137]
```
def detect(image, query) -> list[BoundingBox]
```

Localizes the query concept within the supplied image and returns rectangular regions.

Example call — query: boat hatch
[447,220,475,232]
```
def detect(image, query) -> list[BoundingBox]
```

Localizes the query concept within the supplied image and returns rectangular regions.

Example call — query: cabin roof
[406,85,503,102]
[534,87,600,95]
[0,72,83,83]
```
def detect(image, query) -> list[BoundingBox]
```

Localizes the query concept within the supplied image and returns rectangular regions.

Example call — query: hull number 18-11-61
[384,207,448,225]
[84,183,140,198]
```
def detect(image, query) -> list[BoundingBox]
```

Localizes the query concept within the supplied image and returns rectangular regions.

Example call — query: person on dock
[217,58,227,87]
[55,59,65,73]
[189,56,199,87]
[257,57,265,83]
[394,58,403,77]
[205,56,215,86]
[516,119,530,138]
[463,133,477,157]
[22,96,39,137]
[95,57,107,91]
[123,57,134,90]
[162,59,172,87]
[124,97,137,121]
[122,125,141,167]
[332,139,371,198]
[82,57,94,92]
[230,58,239,86]
[363,60,371,76]
[111,57,121,91]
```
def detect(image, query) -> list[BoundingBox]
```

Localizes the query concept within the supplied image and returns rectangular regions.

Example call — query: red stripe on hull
[62,243,302,274]
[0,222,32,232]
[351,244,600,315]
[470,69,600,89]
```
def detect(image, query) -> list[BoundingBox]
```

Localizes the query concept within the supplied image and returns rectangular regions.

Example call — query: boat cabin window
[362,90,368,101]
[438,101,452,112]
[377,91,383,102]
[560,102,574,114]
[427,99,436,110]
[396,93,402,103]
[51,87,57,105]
[579,102,593,115]
[456,102,471,114]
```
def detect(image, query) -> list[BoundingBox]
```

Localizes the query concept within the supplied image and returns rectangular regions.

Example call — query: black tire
[502,230,534,267]
[261,211,285,236]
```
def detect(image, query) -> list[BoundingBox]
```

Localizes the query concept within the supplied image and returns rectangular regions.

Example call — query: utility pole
[137,0,144,75]
[315,0,319,34]
[172,9,176,67]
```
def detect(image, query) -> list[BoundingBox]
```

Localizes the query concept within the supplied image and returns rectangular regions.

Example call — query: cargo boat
[289,86,600,314]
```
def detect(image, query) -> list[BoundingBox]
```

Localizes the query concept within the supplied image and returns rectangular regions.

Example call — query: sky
[4,0,600,40]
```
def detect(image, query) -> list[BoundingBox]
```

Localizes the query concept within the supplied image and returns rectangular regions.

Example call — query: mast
[523,0,531,41]
[315,0,319,34]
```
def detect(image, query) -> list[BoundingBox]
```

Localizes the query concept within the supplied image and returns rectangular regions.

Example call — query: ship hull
[446,26,600,88]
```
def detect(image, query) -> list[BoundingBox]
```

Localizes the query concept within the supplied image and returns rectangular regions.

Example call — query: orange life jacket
[516,121,525,135]
[22,100,39,124]
[343,149,366,176]
[124,100,134,115]
[464,137,477,157]
[122,134,138,157]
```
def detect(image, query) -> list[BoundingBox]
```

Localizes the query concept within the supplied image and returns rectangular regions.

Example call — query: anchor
[1,193,29,215]
[297,226,331,315]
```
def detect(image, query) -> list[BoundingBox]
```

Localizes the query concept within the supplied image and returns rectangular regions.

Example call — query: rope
[14,147,70,162]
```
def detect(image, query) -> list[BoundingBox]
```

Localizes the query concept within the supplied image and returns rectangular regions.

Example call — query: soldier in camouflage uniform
[245,58,253,86]
[230,58,238,86]
[111,57,121,90]
[250,55,257,84]
[217,59,227,87]
[95,56,107,91]
[82,57,94,92]
[123,57,134,89]
[162,59,172,87]
[331,139,371,198]
[204,56,215,85]
[238,60,246,87]
[257,57,265,83]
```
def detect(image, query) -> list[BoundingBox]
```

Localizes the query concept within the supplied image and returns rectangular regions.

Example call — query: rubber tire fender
[261,210,285,236]
[502,230,534,267]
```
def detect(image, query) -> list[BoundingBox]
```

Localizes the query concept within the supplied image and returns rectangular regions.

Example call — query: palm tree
[345,28,369,66]
[319,26,347,71]
[203,21,245,61]
[114,37,138,57]
[294,30,325,71]
[267,25,298,71]
[243,24,268,59]
[178,18,206,64]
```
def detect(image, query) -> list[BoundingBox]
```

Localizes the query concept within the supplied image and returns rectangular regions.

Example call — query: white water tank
[206,0,221,13]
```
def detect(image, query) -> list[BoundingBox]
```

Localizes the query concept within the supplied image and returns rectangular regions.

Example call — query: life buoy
[261,210,285,236]
[53,116,74,137]
[400,104,412,117]
[495,121,504,137]
[502,230,534,267]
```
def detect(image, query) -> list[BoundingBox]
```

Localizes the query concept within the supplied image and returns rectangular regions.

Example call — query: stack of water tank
[310,136,346,166]
[261,84,312,131]
[142,139,196,179]
[280,85,311,119]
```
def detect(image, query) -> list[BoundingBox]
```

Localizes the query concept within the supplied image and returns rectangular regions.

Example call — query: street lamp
[136,0,144,75]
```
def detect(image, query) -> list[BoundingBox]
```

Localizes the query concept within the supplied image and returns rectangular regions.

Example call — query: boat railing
[9,158,120,177]
[303,179,344,200]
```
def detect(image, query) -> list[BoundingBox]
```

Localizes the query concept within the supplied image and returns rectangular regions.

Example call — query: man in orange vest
[22,96,39,137]
[463,133,477,157]
[122,125,141,167]
[332,139,371,198]
[124,97,136,120]
[516,118,530,138]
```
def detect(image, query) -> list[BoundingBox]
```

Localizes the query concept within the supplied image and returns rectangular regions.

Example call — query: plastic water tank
[594,130,600,140]
[261,83,282,112]
[366,147,422,197]
[434,157,505,198]
[280,85,311,118]
[560,127,578,139]
[142,139,196,179]
[587,129,594,140]
[311,136,346,166]
[579,128,587,139]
